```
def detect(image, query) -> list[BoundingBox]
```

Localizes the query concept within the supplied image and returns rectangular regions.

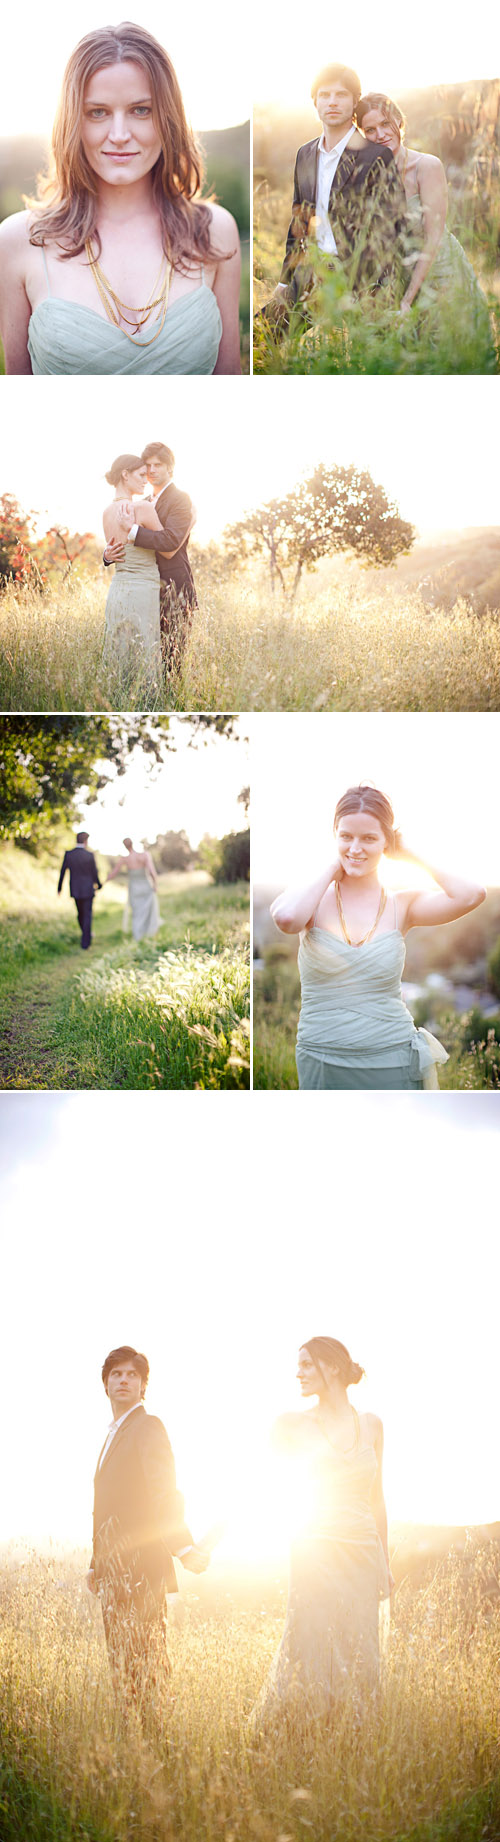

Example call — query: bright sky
[1,0,249,137]
[254,0,499,107]
[1,1092,499,1558]
[250,712,500,889]
[73,720,248,854]
[1,377,498,547]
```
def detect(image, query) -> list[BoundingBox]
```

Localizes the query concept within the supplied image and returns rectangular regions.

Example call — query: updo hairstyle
[304,1337,364,1388]
[356,92,406,138]
[334,784,402,857]
[105,454,144,488]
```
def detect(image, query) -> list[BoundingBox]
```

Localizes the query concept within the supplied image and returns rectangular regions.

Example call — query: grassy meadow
[0,848,249,1089]
[1,567,500,713]
[253,181,499,376]
[0,1541,499,1842]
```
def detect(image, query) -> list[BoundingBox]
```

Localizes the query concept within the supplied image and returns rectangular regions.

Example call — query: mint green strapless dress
[28,254,222,374]
[296,926,448,1090]
[104,543,161,674]
[254,1417,390,1718]
[402,196,495,371]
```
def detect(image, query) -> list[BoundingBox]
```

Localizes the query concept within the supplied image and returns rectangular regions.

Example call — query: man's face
[315,82,355,133]
[106,1361,143,1419]
[144,454,172,492]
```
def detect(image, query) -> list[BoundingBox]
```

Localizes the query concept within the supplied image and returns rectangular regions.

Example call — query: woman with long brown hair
[0,23,241,374]
[271,784,486,1090]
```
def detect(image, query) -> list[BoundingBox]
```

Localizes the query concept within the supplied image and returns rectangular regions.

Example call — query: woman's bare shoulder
[206,200,239,250]
[364,1410,383,1443]
[0,210,33,260]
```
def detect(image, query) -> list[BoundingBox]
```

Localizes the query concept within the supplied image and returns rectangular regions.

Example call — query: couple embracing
[103,441,196,680]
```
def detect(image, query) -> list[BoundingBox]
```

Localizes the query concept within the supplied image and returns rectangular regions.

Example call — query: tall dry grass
[1,571,499,712]
[0,1546,499,1841]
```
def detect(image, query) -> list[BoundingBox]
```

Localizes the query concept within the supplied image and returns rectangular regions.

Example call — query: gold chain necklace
[336,881,386,946]
[85,240,172,345]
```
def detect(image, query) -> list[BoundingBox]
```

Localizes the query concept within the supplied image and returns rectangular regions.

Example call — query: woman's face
[361,106,401,155]
[335,810,387,876]
[121,465,148,494]
[81,59,162,185]
[297,1347,323,1396]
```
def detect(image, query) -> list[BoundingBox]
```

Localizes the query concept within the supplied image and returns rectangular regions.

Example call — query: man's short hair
[311,63,361,107]
[141,443,175,470]
[102,1346,150,1395]
[76,831,89,843]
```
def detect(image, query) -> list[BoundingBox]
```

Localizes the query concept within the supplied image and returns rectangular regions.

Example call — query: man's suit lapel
[330,131,359,202]
[95,1404,145,1480]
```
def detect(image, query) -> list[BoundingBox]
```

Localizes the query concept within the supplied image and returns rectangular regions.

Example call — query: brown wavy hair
[357,92,406,138]
[102,1345,149,1395]
[29,22,216,265]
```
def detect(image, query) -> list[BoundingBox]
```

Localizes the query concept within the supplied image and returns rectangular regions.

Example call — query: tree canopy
[224,464,415,595]
[0,716,240,850]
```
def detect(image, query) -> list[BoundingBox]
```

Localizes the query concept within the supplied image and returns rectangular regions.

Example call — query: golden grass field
[1,569,500,712]
[1,1544,499,1841]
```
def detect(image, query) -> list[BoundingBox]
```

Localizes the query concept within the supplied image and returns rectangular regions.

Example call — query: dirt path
[0,949,90,1088]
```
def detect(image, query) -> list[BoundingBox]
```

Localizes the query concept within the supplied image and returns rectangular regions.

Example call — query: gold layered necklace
[336,881,386,947]
[85,240,172,345]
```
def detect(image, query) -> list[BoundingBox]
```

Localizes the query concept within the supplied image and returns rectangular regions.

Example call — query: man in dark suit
[270,62,405,315]
[103,443,197,676]
[87,1345,208,1702]
[57,831,101,949]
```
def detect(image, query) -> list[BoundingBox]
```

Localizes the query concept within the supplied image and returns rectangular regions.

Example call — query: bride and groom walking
[102,441,197,680]
[58,834,160,948]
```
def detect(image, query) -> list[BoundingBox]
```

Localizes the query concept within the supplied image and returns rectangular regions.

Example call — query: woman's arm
[396,843,486,929]
[144,849,158,888]
[271,860,343,934]
[400,154,447,313]
[0,215,33,373]
[105,857,127,882]
[209,204,242,376]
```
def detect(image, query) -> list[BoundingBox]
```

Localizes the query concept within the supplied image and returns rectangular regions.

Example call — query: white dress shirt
[315,127,355,254]
[98,1399,143,1469]
[129,481,173,542]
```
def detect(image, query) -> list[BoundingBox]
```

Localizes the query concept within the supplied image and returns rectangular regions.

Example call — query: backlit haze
[251,713,500,891]
[73,719,248,856]
[1,1093,499,1560]
[2,0,250,136]
[1,377,498,548]
[254,0,498,106]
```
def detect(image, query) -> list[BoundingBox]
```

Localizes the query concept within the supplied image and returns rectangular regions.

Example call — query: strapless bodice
[114,543,159,582]
[28,283,222,375]
[297,926,447,1079]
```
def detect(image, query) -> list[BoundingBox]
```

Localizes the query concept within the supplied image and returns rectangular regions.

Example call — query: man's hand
[181,1545,210,1574]
[103,538,127,565]
[86,1568,97,1594]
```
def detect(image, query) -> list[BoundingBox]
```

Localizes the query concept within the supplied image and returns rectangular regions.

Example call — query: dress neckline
[29,280,218,338]
[309,925,403,948]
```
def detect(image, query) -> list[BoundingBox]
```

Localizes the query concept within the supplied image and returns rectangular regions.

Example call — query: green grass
[0,1545,499,1842]
[253,181,499,375]
[253,953,500,1090]
[2,572,500,713]
[0,850,250,1089]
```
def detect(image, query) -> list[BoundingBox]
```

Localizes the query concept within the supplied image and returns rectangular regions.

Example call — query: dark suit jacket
[134,483,196,602]
[92,1404,193,1599]
[58,846,101,899]
[280,129,406,295]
